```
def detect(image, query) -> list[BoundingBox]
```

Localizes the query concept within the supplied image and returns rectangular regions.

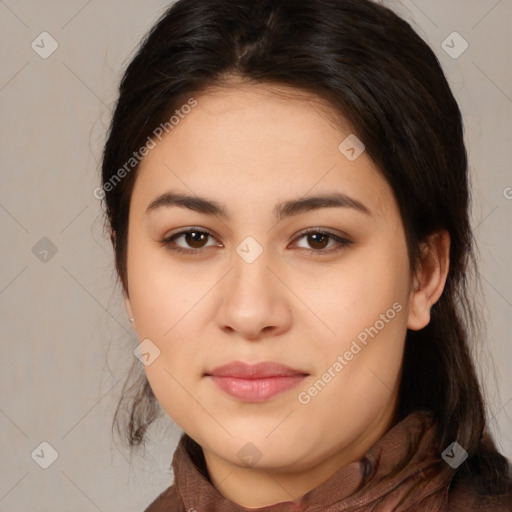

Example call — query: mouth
[204,361,309,402]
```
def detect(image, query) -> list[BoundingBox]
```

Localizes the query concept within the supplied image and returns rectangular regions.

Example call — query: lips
[205,361,308,402]
[207,361,307,379]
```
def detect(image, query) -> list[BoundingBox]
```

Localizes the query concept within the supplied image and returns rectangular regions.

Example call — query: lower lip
[208,375,307,402]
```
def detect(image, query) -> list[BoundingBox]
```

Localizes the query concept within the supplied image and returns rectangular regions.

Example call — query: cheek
[298,243,410,347]
[299,303,407,432]
[130,269,206,374]
[126,243,209,409]
[133,285,208,432]
[297,239,410,400]
[143,359,202,433]
[127,238,209,334]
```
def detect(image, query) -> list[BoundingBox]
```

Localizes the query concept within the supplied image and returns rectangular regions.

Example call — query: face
[124,82,418,474]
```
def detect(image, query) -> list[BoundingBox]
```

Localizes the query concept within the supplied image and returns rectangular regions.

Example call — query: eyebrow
[145,191,372,220]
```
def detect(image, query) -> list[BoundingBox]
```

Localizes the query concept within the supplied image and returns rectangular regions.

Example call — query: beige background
[0,0,511,510]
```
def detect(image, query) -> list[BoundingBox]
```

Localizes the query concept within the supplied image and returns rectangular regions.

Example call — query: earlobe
[407,231,450,331]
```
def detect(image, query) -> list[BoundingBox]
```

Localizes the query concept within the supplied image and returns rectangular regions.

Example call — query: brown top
[144,411,512,511]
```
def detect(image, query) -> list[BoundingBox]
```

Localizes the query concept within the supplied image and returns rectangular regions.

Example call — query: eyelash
[160,227,352,256]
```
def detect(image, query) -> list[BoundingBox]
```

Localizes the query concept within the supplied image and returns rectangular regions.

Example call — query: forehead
[132,83,393,219]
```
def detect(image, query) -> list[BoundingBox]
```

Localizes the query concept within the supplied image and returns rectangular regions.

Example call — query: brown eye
[182,231,209,249]
[161,228,220,254]
[305,232,329,250]
[293,229,352,254]
[161,227,352,256]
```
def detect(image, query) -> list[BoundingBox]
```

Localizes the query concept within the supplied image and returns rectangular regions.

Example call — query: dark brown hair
[101,0,510,497]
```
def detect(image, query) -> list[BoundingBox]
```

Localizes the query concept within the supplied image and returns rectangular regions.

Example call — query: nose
[216,248,292,340]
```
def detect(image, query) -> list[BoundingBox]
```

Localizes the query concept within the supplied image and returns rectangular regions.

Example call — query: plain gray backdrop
[1,0,511,510]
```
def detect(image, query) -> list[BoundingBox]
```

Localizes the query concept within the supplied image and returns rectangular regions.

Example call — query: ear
[407,230,450,331]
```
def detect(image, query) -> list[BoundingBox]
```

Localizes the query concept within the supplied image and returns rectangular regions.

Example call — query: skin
[122,81,450,507]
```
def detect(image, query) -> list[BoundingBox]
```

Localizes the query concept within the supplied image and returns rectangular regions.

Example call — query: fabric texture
[143,411,511,511]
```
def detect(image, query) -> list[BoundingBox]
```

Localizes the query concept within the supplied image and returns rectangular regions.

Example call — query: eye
[160,227,352,255]
[292,229,352,254]
[160,227,220,254]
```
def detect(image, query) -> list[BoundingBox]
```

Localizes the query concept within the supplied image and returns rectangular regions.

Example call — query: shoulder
[143,484,181,512]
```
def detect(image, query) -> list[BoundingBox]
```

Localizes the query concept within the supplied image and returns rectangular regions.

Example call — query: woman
[100,0,512,510]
